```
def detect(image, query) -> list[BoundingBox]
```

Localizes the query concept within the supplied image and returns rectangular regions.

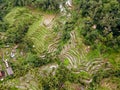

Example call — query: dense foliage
[0,0,60,11]
[79,0,120,51]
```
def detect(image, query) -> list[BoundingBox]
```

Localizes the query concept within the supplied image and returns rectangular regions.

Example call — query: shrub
[79,0,120,51]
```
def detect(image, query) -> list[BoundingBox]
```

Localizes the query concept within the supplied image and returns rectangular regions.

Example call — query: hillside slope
[0,1,120,90]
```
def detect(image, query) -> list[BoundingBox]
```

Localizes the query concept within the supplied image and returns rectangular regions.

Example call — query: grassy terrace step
[70,31,77,45]
[26,18,50,53]
[4,7,35,26]
[61,43,112,81]
[48,37,60,53]
[47,31,63,53]
[61,47,86,68]
[57,29,88,69]
[61,44,71,54]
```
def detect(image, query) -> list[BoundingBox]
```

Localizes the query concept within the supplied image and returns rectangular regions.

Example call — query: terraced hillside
[0,0,120,90]
[26,14,57,54]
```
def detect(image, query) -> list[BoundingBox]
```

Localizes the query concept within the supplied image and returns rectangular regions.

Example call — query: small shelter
[6,67,14,75]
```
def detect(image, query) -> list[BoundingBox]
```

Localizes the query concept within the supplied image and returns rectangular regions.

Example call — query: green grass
[4,7,33,26]
[26,18,49,53]
[63,58,69,66]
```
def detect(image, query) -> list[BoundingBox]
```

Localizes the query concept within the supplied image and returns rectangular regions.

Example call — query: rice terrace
[0,0,120,90]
